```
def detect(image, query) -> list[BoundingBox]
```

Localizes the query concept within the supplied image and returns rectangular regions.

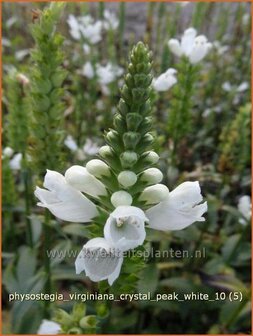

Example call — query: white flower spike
[146,181,207,231]
[35,170,98,223]
[75,237,123,285]
[104,206,148,251]
[153,68,177,92]
[168,27,212,64]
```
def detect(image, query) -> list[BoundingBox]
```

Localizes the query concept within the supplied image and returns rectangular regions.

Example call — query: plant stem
[23,158,33,248]
[43,209,52,317]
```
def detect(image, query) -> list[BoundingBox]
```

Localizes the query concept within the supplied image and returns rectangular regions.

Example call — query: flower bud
[123,132,141,149]
[113,114,126,134]
[140,168,163,184]
[143,151,159,164]
[3,147,14,158]
[17,73,30,86]
[136,133,154,152]
[79,315,97,329]
[99,145,113,159]
[120,151,138,168]
[65,165,107,198]
[111,191,133,207]
[117,98,129,116]
[126,113,143,131]
[139,184,169,204]
[118,171,137,188]
[86,159,110,178]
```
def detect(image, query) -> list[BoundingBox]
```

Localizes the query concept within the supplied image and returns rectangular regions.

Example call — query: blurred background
[2,1,251,334]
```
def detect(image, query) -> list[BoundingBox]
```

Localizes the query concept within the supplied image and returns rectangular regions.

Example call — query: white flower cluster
[168,27,212,64]
[64,135,100,160]
[2,146,22,170]
[82,61,124,87]
[67,10,118,48]
[35,156,207,285]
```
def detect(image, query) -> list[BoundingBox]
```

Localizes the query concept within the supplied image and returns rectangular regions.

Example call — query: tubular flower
[75,238,123,285]
[168,27,212,64]
[238,195,251,225]
[146,182,207,231]
[153,68,177,92]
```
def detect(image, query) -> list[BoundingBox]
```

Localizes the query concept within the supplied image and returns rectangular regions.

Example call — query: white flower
[103,10,119,30]
[83,138,100,155]
[168,28,212,64]
[3,147,14,158]
[9,153,22,170]
[238,195,251,225]
[222,81,232,92]
[153,68,177,92]
[222,81,249,93]
[104,206,148,251]
[35,170,98,222]
[237,82,249,93]
[83,43,91,55]
[82,62,94,79]
[15,49,29,61]
[64,135,78,152]
[75,237,123,285]
[65,165,107,198]
[37,319,61,335]
[80,20,103,44]
[67,15,81,40]
[146,181,207,231]
[96,63,123,85]
[111,191,133,207]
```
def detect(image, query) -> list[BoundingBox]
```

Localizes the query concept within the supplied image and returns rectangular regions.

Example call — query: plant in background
[167,28,212,161]
[28,2,67,317]
[218,103,251,174]
[35,42,207,288]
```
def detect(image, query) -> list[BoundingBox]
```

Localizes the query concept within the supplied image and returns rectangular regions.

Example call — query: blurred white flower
[168,27,212,64]
[3,147,14,158]
[153,68,177,92]
[6,16,18,28]
[37,320,61,335]
[222,81,249,93]
[2,37,11,47]
[146,181,207,231]
[104,206,148,251]
[67,14,82,40]
[213,41,229,55]
[75,237,123,285]
[238,195,251,225]
[9,153,22,170]
[82,61,95,79]
[35,170,98,222]
[103,10,119,30]
[80,20,103,44]
[83,138,100,155]
[96,63,123,85]
[176,1,190,7]
[15,49,30,61]
[64,135,78,152]
[83,43,91,54]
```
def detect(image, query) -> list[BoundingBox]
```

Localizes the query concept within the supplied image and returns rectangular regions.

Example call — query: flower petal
[168,39,183,57]
[181,27,197,55]
[35,170,98,223]
[38,320,61,335]
[75,238,123,285]
[146,181,207,231]
[104,206,147,251]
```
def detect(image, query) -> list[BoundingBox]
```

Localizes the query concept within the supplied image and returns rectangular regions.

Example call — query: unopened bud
[3,147,14,158]
[79,315,97,329]
[118,171,137,188]
[140,168,163,185]
[99,145,113,159]
[86,159,110,178]
[111,191,133,207]
[139,184,169,204]
[120,151,138,168]
[143,151,159,164]
[123,132,141,149]
[17,73,29,86]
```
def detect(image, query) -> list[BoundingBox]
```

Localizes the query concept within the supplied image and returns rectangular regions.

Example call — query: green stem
[226,223,249,264]
[43,209,52,317]
[23,160,33,248]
